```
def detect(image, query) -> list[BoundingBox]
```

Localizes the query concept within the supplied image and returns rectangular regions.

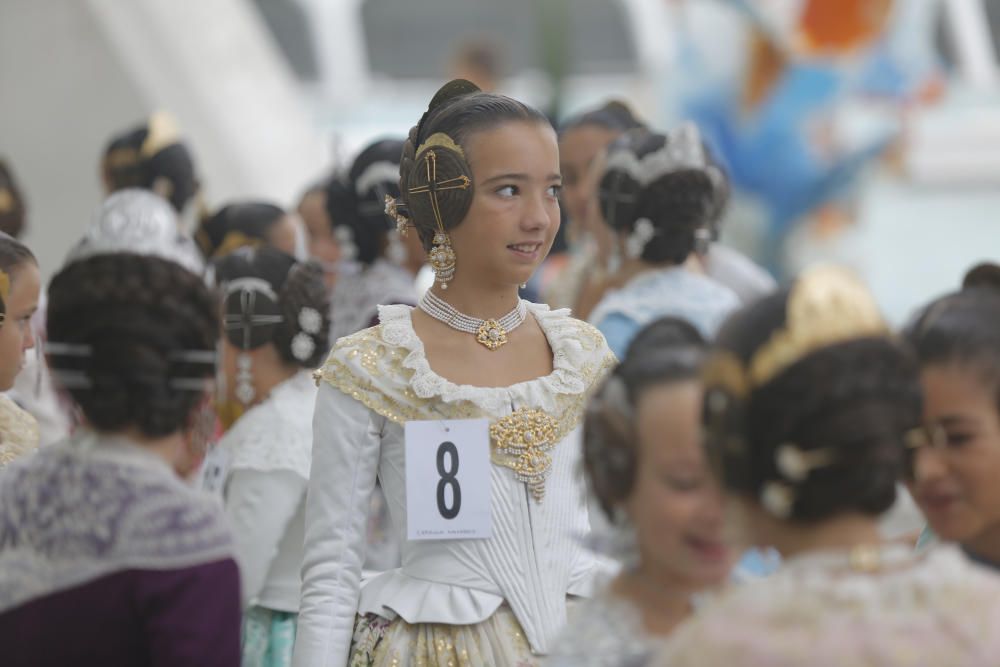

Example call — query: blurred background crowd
[2,0,999,325]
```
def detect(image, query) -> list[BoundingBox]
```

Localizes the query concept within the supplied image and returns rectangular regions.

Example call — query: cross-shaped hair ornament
[601,171,638,230]
[407,147,471,235]
[223,278,283,350]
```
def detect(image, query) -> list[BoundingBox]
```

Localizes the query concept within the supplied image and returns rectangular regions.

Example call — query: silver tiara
[223,277,278,300]
[605,122,711,187]
[66,189,205,275]
[354,161,401,198]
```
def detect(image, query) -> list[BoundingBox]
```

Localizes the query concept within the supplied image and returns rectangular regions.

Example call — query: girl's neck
[428,281,521,320]
[963,523,1000,568]
[612,254,697,289]
[613,563,697,637]
[251,359,298,405]
[770,513,883,561]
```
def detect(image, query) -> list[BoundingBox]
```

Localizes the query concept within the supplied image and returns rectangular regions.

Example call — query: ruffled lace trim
[220,371,315,480]
[374,302,615,416]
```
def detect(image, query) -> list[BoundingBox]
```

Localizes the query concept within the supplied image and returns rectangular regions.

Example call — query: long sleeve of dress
[292,382,382,667]
[225,469,307,608]
[140,559,242,667]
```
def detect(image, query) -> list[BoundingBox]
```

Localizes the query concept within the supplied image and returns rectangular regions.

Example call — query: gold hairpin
[0,269,10,304]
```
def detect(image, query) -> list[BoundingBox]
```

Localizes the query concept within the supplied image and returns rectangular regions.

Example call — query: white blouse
[216,371,315,612]
[292,303,616,667]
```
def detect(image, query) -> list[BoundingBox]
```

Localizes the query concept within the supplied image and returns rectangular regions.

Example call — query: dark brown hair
[399,79,550,251]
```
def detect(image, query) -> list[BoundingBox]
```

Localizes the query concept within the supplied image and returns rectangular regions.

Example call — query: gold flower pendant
[476,319,508,351]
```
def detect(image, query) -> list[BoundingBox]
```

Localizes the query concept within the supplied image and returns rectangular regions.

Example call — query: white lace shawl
[548,590,663,667]
[216,371,316,481]
[588,266,740,339]
[0,432,234,614]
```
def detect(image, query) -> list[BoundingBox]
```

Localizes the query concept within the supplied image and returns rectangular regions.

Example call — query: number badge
[404,419,492,540]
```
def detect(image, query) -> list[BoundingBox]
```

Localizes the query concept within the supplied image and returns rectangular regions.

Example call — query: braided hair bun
[214,245,329,368]
[101,113,197,214]
[703,271,920,522]
[599,126,721,265]
[46,253,219,438]
[326,138,406,266]
[196,201,286,259]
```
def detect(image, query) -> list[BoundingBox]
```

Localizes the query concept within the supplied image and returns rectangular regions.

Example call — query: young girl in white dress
[548,317,735,667]
[292,80,616,667]
[208,246,330,667]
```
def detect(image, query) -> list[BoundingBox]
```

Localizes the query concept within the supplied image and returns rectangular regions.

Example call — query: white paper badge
[199,444,231,495]
[405,418,492,541]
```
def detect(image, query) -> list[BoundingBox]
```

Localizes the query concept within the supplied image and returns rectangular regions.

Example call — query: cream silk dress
[292,303,616,667]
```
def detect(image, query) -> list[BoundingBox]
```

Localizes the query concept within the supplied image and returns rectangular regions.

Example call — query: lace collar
[374,301,615,416]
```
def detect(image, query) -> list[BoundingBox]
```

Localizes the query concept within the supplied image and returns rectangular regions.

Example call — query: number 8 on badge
[436,441,461,519]
[405,419,492,540]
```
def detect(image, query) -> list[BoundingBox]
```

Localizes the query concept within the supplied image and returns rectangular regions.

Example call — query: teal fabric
[241,606,297,667]
[916,525,937,552]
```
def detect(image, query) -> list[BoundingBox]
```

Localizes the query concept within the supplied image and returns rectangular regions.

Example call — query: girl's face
[299,191,341,287]
[908,364,1000,547]
[625,380,735,587]
[446,121,561,289]
[266,215,301,258]
[559,124,619,228]
[0,262,39,391]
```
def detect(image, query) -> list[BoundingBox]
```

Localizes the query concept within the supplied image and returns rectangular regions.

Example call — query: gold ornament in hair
[212,231,263,259]
[141,111,181,158]
[750,264,887,386]
[0,269,8,325]
[0,188,14,214]
[384,194,409,235]
[703,264,887,397]
[408,133,471,290]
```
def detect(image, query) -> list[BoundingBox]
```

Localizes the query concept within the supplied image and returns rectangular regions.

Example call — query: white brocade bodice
[292,303,616,667]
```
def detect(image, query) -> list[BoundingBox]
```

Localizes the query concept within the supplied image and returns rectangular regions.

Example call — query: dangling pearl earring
[235,353,255,405]
[428,232,456,290]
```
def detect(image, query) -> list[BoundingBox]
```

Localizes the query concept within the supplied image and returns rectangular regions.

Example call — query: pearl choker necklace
[419,290,527,351]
